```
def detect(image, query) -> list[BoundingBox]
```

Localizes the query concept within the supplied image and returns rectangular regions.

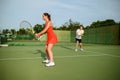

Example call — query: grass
[0,42,120,80]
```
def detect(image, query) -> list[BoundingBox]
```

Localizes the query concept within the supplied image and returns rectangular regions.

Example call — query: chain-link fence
[71,25,120,44]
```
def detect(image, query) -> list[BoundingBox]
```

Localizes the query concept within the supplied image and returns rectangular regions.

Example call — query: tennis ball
[32,30,35,34]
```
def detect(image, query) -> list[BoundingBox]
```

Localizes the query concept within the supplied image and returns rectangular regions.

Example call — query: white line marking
[0,57,41,61]
[55,54,105,58]
[0,50,119,61]
[0,54,108,61]
[60,46,120,58]
[84,50,120,58]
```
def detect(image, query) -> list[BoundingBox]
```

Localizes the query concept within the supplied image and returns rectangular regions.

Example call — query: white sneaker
[42,59,49,63]
[75,49,78,52]
[45,62,55,67]
[80,48,84,51]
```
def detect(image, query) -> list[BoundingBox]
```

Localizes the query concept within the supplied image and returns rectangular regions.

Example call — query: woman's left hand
[35,34,39,38]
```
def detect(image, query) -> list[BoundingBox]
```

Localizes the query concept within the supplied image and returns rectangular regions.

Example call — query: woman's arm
[35,22,51,37]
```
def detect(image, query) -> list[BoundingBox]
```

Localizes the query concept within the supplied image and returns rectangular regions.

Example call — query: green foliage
[55,19,81,30]
[33,24,44,33]
[2,29,10,34]
[1,19,119,41]
[15,35,35,40]
[10,29,16,35]
[17,28,28,35]
[88,19,117,28]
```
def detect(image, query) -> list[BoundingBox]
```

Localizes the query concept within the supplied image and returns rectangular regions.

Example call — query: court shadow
[60,45,74,51]
[34,50,46,60]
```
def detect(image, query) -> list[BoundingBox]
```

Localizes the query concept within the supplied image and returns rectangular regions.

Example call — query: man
[75,25,84,51]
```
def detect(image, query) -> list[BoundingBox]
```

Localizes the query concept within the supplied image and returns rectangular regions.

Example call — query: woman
[75,25,84,52]
[35,13,58,67]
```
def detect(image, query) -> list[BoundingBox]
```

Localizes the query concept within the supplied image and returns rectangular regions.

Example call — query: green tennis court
[0,42,120,80]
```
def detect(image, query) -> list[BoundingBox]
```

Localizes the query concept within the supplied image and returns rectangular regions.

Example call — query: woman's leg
[45,45,50,60]
[45,44,55,66]
[42,45,50,63]
[47,44,54,62]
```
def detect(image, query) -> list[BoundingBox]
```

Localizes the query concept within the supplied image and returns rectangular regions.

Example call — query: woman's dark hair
[43,13,51,21]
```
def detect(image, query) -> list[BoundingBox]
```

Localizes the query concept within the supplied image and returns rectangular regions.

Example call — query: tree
[33,24,44,33]
[89,19,117,28]
[2,29,10,34]
[56,19,81,30]
[11,29,16,35]
[18,28,27,35]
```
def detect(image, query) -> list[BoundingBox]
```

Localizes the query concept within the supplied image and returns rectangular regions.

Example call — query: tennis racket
[20,20,44,40]
[20,20,34,34]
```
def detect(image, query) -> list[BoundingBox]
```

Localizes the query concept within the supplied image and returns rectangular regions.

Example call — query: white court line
[60,46,120,58]
[0,57,41,61]
[55,54,105,58]
[0,54,112,61]
[0,50,119,61]
[84,50,120,58]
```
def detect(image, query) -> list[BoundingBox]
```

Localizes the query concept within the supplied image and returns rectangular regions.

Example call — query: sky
[0,0,120,30]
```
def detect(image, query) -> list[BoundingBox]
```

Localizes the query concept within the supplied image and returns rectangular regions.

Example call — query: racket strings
[20,20,45,40]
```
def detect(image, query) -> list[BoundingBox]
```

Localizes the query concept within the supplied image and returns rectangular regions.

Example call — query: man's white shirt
[76,29,84,39]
